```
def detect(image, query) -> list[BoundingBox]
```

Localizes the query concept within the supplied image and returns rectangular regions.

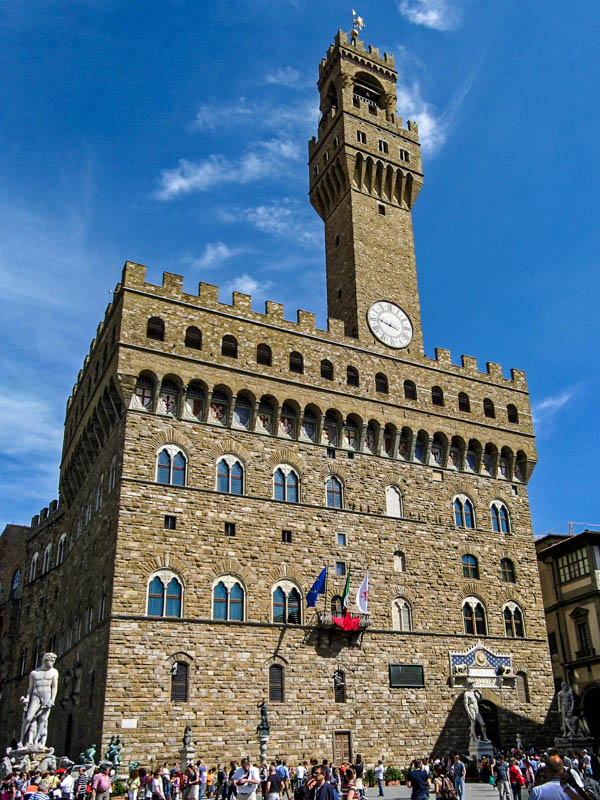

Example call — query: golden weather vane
[351,9,365,42]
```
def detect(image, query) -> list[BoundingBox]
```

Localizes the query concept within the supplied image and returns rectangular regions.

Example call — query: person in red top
[509,759,524,800]
[91,768,111,800]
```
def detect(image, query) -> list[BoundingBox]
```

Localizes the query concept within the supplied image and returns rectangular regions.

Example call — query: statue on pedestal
[463,680,490,743]
[183,725,192,749]
[80,745,97,765]
[105,736,122,769]
[558,681,576,738]
[257,699,269,734]
[19,653,59,749]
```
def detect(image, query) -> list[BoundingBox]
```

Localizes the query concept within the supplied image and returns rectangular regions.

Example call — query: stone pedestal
[5,745,55,774]
[469,737,494,761]
[258,730,269,765]
[180,745,195,768]
[554,736,595,754]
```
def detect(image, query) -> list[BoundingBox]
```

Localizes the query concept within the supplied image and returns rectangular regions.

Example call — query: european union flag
[306,566,328,608]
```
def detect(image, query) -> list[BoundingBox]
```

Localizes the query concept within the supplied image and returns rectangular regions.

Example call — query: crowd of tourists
[1,748,600,800]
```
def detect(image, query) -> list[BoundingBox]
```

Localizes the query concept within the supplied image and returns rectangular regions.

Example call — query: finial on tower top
[351,9,365,43]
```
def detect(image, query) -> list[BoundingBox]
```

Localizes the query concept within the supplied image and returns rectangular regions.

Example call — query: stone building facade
[536,530,600,744]
[1,29,556,764]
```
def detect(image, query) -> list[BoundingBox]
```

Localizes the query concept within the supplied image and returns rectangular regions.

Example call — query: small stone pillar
[258,729,269,766]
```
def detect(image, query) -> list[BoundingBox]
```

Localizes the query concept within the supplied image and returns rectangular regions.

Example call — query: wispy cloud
[0,393,63,457]
[399,0,462,31]
[265,66,303,88]
[193,98,317,134]
[183,241,249,270]
[221,273,273,303]
[156,138,302,200]
[532,390,574,427]
[220,200,321,247]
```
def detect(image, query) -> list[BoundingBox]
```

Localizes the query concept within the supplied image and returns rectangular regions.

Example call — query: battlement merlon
[318,30,396,83]
[117,261,529,390]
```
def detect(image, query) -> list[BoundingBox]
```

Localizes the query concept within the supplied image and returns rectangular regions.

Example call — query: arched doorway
[64,713,73,758]
[479,700,500,748]
[582,685,600,744]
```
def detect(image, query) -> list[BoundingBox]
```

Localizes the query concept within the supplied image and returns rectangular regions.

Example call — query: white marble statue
[463,679,490,742]
[19,653,59,749]
[557,681,576,738]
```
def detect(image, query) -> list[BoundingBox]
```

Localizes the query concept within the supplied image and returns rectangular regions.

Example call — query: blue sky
[1,0,598,535]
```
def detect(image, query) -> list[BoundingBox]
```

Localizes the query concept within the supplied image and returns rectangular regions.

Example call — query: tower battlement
[319,30,396,79]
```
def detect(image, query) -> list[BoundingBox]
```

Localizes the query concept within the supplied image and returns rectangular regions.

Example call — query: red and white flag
[356,569,369,614]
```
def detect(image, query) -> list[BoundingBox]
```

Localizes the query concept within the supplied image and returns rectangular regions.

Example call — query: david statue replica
[19,653,59,749]
[463,679,492,759]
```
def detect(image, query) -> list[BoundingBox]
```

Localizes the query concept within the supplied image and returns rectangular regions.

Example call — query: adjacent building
[0,28,556,763]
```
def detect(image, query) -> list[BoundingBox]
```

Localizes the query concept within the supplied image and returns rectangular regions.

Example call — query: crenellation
[435,347,452,367]
[511,369,528,390]
[461,355,478,372]
[232,291,252,311]
[265,300,284,320]
[122,260,147,287]
[486,361,503,381]
[296,309,316,331]
[199,281,219,304]
[30,514,39,528]
[162,271,183,294]
[327,317,345,337]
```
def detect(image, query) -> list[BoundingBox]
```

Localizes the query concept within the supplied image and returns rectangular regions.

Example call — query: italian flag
[342,570,351,612]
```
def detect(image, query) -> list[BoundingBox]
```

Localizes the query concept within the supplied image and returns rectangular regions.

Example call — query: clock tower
[308,29,424,354]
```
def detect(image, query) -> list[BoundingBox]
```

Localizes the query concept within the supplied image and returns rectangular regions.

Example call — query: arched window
[29,553,39,582]
[158,379,180,416]
[274,466,299,503]
[269,664,284,702]
[342,417,359,450]
[326,476,343,509]
[385,486,403,518]
[430,434,446,467]
[216,457,244,495]
[42,545,52,575]
[491,502,511,533]
[109,455,118,491]
[95,476,104,511]
[347,366,359,387]
[331,595,343,615]
[212,577,244,621]
[221,335,238,358]
[321,360,334,380]
[404,380,417,400]
[279,403,297,438]
[257,397,274,434]
[483,398,495,418]
[392,597,412,631]
[233,394,252,429]
[146,317,165,341]
[515,671,530,703]
[184,381,205,421]
[501,558,516,583]
[462,554,479,579]
[414,430,428,463]
[393,550,405,572]
[272,583,302,624]
[301,407,318,442]
[56,535,67,566]
[334,670,346,703]
[504,603,524,638]
[432,386,444,406]
[463,597,487,635]
[507,404,519,424]
[375,372,388,394]
[323,411,339,447]
[458,392,470,412]
[134,374,154,411]
[171,661,189,702]
[184,326,202,350]
[454,495,475,529]
[256,344,272,366]
[147,571,183,617]
[289,351,303,374]
[157,447,187,486]
[10,569,20,599]
[209,390,229,426]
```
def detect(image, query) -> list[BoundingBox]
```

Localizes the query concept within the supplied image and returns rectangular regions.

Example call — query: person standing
[275,764,290,800]
[265,766,282,800]
[374,763,385,798]
[452,756,466,800]
[91,767,111,800]
[151,772,166,800]
[233,760,260,800]
[352,759,364,800]
[312,769,335,800]
[529,755,569,800]
[407,760,431,800]
[493,756,513,800]
[509,759,524,800]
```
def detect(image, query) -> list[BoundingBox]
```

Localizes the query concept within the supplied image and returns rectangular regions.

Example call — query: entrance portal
[333,731,352,764]
[582,685,600,743]
[478,700,500,748]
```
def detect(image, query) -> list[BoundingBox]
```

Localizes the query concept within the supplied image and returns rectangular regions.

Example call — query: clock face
[367,301,413,348]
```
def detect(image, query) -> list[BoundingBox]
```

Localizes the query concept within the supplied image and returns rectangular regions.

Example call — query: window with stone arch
[273,465,299,503]
[158,378,180,417]
[375,372,388,394]
[404,380,417,400]
[491,501,511,533]
[454,494,475,529]
[216,456,244,495]
[56,534,67,566]
[109,455,118,491]
[458,392,471,412]
[503,601,525,638]
[147,570,183,618]
[483,398,495,418]
[501,558,516,583]
[462,554,479,579]
[29,553,39,582]
[42,544,52,575]
[156,446,187,486]
[507,404,519,424]
[392,597,413,631]
[221,334,238,358]
[10,568,20,599]
[146,316,165,341]
[212,576,245,621]
[269,664,284,703]
[289,351,303,374]
[347,366,359,387]
[385,485,403,518]
[326,476,343,509]
[432,386,444,406]
[393,550,406,572]
[272,580,302,624]
[256,343,272,366]
[334,669,346,703]
[515,671,529,703]
[134,373,154,411]
[462,596,487,635]
[171,661,189,702]
[321,359,334,380]
[184,326,202,350]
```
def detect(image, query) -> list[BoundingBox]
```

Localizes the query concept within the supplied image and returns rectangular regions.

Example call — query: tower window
[357,131,367,144]
[399,149,410,162]
[404,380,417,400]
[146,317,165,341]
[225,522,236,537]
[375,373,388,393]
[334,135,340,147]
[269,664,284,702]
[483,398,495,418]
[222,335,238,358]
[335,234,340,246]
[321,359,334,380]
[507,404,519,423]
[256,343,272,366]
[458,392,470,412]
[282,529,292,543]
[314,165,319,176]
[378,204,386,216]
[432,386,444,406]
[324,150,330,162]
[334,670,346,703]
[164,515,177,530]
[336,561,346,576]
[289,351,304,374]
[378,140,389,154]
[184,326,202,350]
[347,366,359,387]
[171,661,188,702]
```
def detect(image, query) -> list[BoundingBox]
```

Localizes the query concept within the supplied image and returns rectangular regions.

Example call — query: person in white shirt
[232,760,260,800]
[374,762,385,798]
[296,765,307,789]
[59,773,74,800]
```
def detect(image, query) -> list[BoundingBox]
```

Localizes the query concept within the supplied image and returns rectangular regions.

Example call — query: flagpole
[323,564,328,615]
